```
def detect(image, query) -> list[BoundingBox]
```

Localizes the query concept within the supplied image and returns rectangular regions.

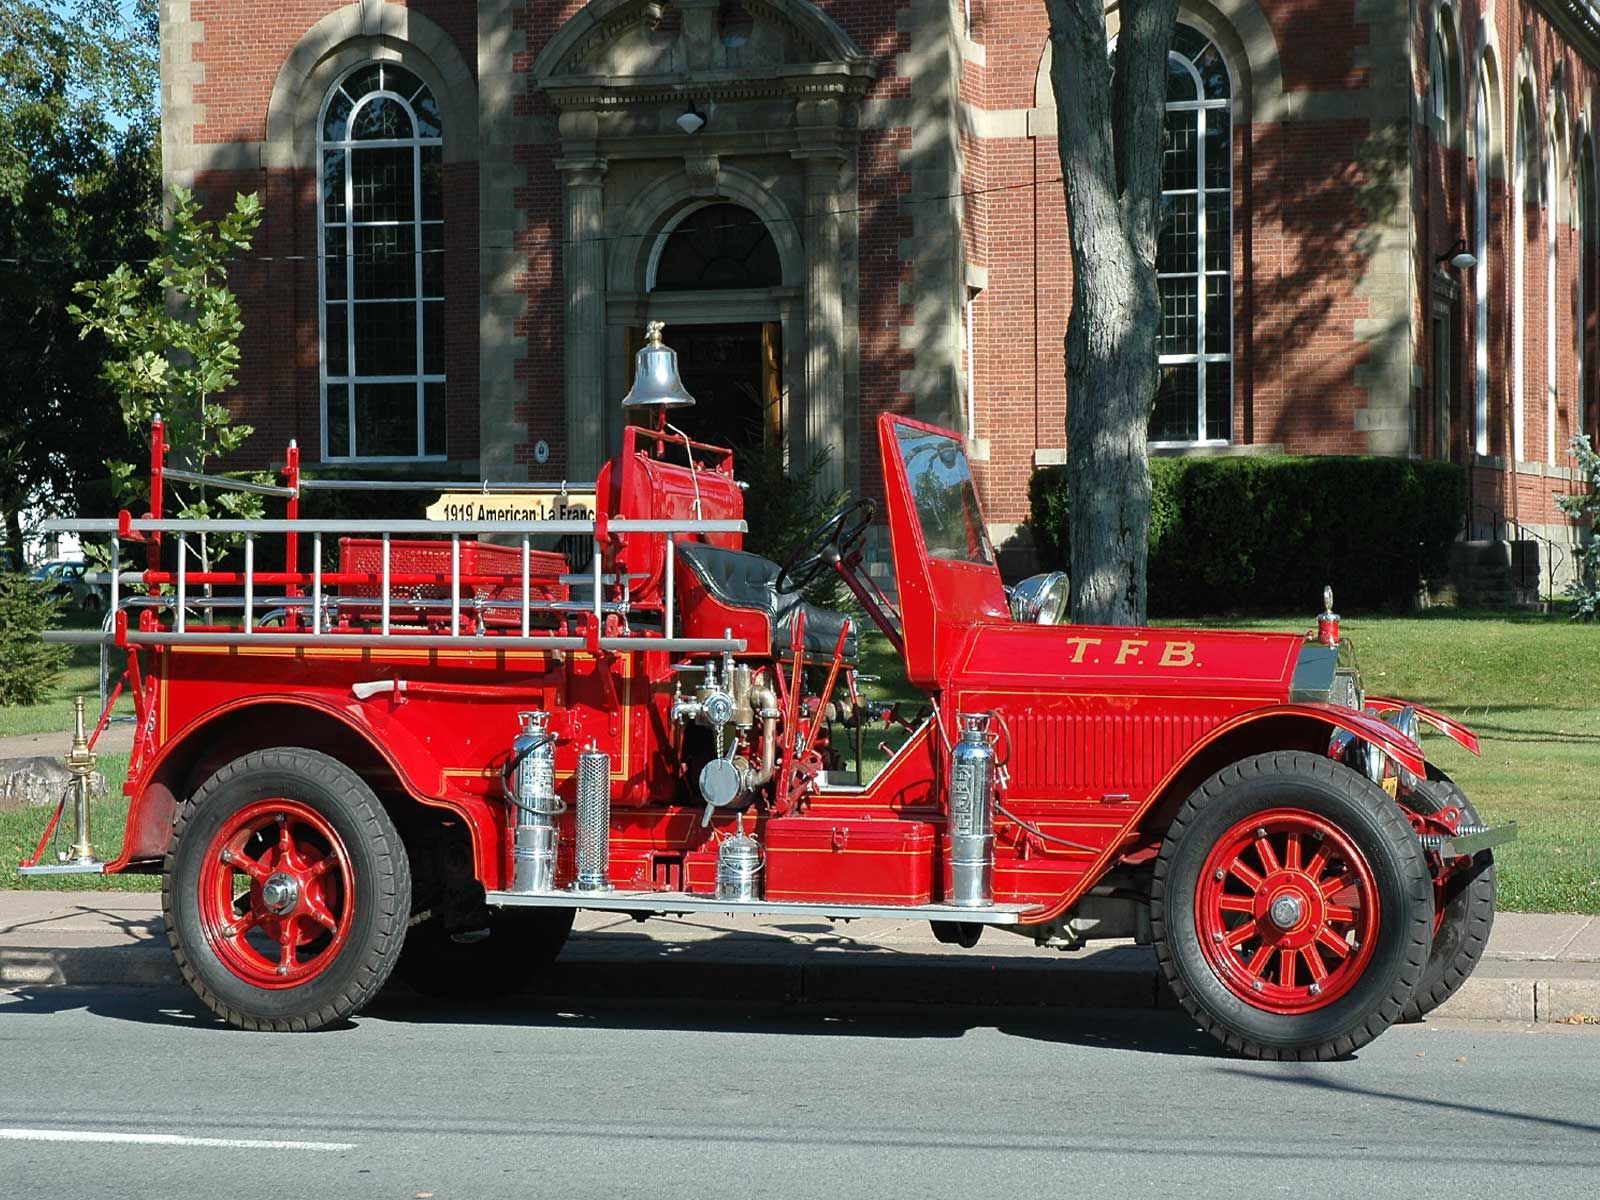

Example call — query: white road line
[0,1128,356,1152]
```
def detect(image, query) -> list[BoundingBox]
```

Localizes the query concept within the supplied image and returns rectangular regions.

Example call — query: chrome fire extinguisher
[945,711,995,908]
[506,711,562,893]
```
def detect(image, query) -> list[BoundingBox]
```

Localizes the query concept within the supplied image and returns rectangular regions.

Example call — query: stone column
[795,128,848,498]
[559,151,608,478]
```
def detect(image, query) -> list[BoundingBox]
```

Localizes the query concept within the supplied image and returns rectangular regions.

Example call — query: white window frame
[1546,128,1559,466]
[1513,88,1537,464]
[1473,63,1491,457]
[317,63,447,463]
[1151,30,1234,448]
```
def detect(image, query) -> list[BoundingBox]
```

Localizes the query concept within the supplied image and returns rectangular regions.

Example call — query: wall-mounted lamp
[1435,238,1477,271]
[675,105,705,135]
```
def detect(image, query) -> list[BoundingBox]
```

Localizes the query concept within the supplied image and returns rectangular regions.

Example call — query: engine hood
[942,622,1306,700]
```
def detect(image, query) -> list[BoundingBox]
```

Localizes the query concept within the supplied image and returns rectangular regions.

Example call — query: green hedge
[1028,455,1467,614]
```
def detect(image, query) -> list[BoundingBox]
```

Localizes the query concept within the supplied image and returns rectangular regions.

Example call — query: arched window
[319,63,445,461]
[1580,135,1597,441]
[1513,84,1540,463]
[1546,103,1566,465]
[1429,10,1461,148]
[648,203,781,292]
[1473,60,1493,456]
[1151,24,1233,445]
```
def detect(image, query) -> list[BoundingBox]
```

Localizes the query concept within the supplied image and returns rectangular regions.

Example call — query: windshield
[892,425,993,565]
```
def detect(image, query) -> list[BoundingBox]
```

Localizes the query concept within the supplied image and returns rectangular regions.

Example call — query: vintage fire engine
[22,325,1514,1059]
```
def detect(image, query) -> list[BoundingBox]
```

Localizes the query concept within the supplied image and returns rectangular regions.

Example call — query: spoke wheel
[164,747,411,1032]
[198,799,355,989]
[1196,808,1380,1015]
[1151,751,1432,1061]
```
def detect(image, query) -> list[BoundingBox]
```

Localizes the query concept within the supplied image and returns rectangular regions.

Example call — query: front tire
[163,747,411,1032]
[1151,751,1433,1060]
[1399,771,1496,1022]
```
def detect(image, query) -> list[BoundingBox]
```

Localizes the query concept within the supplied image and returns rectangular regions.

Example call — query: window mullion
[346,146,357,459]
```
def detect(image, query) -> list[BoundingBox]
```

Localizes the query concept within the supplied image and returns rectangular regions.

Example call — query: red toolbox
[763,816,935,906]
[336,538,569,628]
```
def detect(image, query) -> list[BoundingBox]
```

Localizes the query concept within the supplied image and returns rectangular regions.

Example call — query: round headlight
[1008,572,1070,624]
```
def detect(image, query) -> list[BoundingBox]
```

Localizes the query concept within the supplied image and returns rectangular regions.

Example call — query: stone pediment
[532,0,874,92]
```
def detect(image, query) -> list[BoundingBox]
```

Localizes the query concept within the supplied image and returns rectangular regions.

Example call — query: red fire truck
[22,327,1513,1059]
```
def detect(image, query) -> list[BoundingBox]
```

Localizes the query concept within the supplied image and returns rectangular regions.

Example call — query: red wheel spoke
[310,850,341,879]
[1304,846,1329,879]
[1320,871,1357,899]
[1326,904,1358,925]
[276,818,295,868]
[1218,894,1255,915]
[230,909,259,939]
[1277,947,1297,988]
[1226,919,1259,948]
[278,917,298,969]
[303,896,339,934]
[1315,928,1352,959]
[222,845,269,882]
[1301,946,1329,983]
[1255,834,1280,874]
[1245,943,1273,977]
[1284,833,1302,871]
[1229,859,1264,892]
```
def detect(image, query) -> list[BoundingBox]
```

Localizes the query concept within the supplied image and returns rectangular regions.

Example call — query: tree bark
[1044,0,1177,625]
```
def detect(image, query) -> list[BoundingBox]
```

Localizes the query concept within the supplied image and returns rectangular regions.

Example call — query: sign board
[424,493,597,523]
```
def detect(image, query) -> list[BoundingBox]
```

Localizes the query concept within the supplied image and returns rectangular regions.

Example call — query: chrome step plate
[486,888,1044,924]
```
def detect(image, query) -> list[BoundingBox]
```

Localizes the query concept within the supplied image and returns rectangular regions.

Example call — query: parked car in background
[30,559,107,612]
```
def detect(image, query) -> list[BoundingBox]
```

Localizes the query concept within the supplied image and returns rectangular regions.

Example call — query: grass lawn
[2,608,1594,912]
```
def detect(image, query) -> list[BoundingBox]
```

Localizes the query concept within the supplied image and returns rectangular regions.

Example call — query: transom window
[1152,24,1233,445]
[319,63,445,461]
[648,203,781,292]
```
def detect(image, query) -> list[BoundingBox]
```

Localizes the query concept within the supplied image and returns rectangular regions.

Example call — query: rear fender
[109,697,500,885]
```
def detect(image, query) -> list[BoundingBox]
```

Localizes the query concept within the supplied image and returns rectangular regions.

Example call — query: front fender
[1260,702,1429,776]
[1364,695,1481,756]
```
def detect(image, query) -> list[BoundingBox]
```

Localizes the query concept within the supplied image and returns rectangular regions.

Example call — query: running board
[18,861,106,877]
[487,889,1044,925]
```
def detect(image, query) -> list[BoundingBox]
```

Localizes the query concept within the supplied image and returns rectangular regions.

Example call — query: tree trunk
[1044,0,1177,626]
[3,508,25,571]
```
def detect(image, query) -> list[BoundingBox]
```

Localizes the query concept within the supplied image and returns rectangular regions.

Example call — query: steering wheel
[775,499,876,595]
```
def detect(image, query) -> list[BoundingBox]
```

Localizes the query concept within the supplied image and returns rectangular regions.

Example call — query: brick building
[161,0,1597,574]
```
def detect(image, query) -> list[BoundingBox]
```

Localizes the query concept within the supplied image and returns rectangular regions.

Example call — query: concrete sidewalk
[2,891,1597,1024]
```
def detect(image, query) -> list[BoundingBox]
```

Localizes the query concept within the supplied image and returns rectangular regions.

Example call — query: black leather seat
[676,542,858,661]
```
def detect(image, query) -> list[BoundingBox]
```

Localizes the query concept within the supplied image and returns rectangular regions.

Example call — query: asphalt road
[2,986,1597,1200]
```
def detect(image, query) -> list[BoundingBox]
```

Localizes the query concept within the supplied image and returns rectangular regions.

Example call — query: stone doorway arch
[531,0,875,490]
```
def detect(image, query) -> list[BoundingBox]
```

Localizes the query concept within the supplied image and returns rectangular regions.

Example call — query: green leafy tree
[70,187,266,572]
[0,0,160,565]
[1558,435,1600,620]
[0,573,66,706]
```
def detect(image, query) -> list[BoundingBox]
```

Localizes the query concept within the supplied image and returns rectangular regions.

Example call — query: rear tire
[1151,751,1433,1060]
[1399,771,1497,1022]
[163,747,411,1032]
[395,907,575,1001]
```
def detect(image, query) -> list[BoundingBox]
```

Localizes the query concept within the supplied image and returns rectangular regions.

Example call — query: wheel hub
[261,872,300,916]
[1268,891,1305,931]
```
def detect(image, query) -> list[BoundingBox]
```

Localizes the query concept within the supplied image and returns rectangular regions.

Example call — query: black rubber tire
[395,907,575,1001]
[162,747,411,1032]
[1399,770,1497,1022]
[1151,751,1434,1060]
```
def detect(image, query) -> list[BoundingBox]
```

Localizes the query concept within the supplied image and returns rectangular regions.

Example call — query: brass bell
[621,321,697,410]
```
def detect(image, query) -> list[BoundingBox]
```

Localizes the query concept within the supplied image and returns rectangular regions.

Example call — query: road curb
[2,939,1590,1025]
